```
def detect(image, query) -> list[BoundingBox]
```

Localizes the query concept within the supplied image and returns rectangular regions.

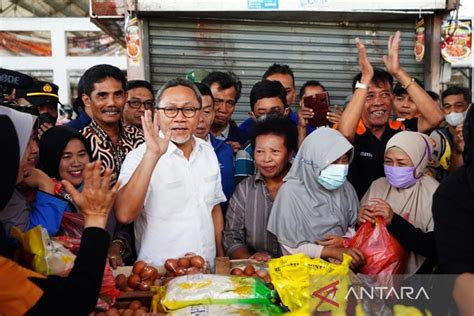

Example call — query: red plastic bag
[344,217,407,288]
[60,212,84,239]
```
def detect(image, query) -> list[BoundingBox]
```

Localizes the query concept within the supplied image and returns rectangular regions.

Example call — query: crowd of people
[0,30,473,315]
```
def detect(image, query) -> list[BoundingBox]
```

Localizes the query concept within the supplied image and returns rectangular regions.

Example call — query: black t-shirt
[348,121,406,199]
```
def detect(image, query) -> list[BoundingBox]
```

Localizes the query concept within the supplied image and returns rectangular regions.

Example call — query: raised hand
[327,106,342,125]
[454,123,465,154]
[141,109,171,158]
[355,37,374,83]
[297,106,314,129]
[62,161,120,229]
[383,31,402,77]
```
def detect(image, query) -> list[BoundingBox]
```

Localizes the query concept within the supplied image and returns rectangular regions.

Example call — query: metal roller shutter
[147,17,423,123]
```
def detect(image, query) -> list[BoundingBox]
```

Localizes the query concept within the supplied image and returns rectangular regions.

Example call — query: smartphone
[303,92,331,128]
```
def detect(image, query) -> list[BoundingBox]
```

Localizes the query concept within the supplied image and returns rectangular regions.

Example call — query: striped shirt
[223,172,282,258]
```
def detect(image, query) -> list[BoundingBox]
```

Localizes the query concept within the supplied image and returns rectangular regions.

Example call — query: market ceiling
[0,0,88,17]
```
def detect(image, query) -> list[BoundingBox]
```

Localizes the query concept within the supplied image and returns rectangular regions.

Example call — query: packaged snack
[161,274,275,311]
[168,304,283,315]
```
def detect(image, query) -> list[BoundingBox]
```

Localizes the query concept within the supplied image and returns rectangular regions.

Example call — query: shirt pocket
[202,173,219,206]
[151,180,187,217]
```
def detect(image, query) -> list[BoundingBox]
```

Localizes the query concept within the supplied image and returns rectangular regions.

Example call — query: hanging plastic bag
[12,225,76,276]
[60,212,84,239]
[344,217,407,289]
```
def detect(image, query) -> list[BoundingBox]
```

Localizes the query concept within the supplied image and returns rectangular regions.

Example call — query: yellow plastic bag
[269,254,352,314]
[12,225,75,276]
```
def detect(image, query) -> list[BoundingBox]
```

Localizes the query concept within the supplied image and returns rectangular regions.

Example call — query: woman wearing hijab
[433,106,474,314]
[36,126,92,235]
[38,126,133,268]
[359,131,439,276]
[267,127,365,268]
[0,106,66,240]
[0,113,119,315]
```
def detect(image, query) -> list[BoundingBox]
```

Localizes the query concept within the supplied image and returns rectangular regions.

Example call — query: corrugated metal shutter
[148,17,423,123]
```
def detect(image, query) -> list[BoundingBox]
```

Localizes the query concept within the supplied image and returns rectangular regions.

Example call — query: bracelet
[401,78,415,90]
[111,239,126,255]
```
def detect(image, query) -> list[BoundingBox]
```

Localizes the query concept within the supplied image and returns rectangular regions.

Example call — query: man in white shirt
[114,78,226,268]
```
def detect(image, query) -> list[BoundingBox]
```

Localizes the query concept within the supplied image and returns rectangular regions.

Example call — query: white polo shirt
[118,136,226,268]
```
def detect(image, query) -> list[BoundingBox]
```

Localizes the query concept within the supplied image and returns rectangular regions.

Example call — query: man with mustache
[80,64,144,183]
[80,64,144,267]
[338,32,444,198]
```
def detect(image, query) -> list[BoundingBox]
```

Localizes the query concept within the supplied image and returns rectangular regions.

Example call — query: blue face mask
[318,164,349,190]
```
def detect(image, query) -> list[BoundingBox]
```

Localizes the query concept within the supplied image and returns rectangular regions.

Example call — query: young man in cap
[15,80,60,125]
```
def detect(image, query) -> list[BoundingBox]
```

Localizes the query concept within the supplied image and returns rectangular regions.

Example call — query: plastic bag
[12,225,75,276]
[344,217,407,288]
[60,211,84,239]
[268,253,352,314]
[161,274,275,311]
[168,304,283,315]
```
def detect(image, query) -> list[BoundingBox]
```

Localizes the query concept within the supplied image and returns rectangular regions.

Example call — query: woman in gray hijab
[267,127,364,268]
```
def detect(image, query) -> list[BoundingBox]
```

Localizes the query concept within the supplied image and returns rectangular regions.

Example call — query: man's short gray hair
[155,78,202,108]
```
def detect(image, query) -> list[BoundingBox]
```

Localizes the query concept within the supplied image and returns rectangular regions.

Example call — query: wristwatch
[355,81,368,90]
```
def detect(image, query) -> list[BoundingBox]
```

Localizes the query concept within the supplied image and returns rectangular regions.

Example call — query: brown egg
[128,300,142,310]
[127,274,141,289]
[255,269,269,279]
[139,265,157,280]
[139,279,152,291]
[243,264,255,276]
[177,257,191,268]
[122,309,134,316]
[164,271,175,278]
[124,286,135,292]
[115,274,128,291]
[106,307,119,316]
[134,309,147,316]
[230,268,244,276]
[164,258,178,272]
[186,266,201,275]
[263,275,271,284]
[190,255,205,268]
[174,266,186,276]
[132,261,147,275]
[139,306,148,312]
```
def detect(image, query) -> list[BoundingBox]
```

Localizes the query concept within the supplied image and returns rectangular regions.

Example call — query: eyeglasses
[126,100,155,110]
[157,106,201,118]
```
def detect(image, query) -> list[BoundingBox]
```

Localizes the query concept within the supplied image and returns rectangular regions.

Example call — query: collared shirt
[348,119,406,199]
[118,136,226,268]
[223,172,282,258]
[215,123,230,141]
[81,120,144,184]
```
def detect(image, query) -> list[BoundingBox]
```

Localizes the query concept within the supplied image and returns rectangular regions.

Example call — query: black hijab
[0,115,20,210]
[0,115,20,258]
[38,126,92,181]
